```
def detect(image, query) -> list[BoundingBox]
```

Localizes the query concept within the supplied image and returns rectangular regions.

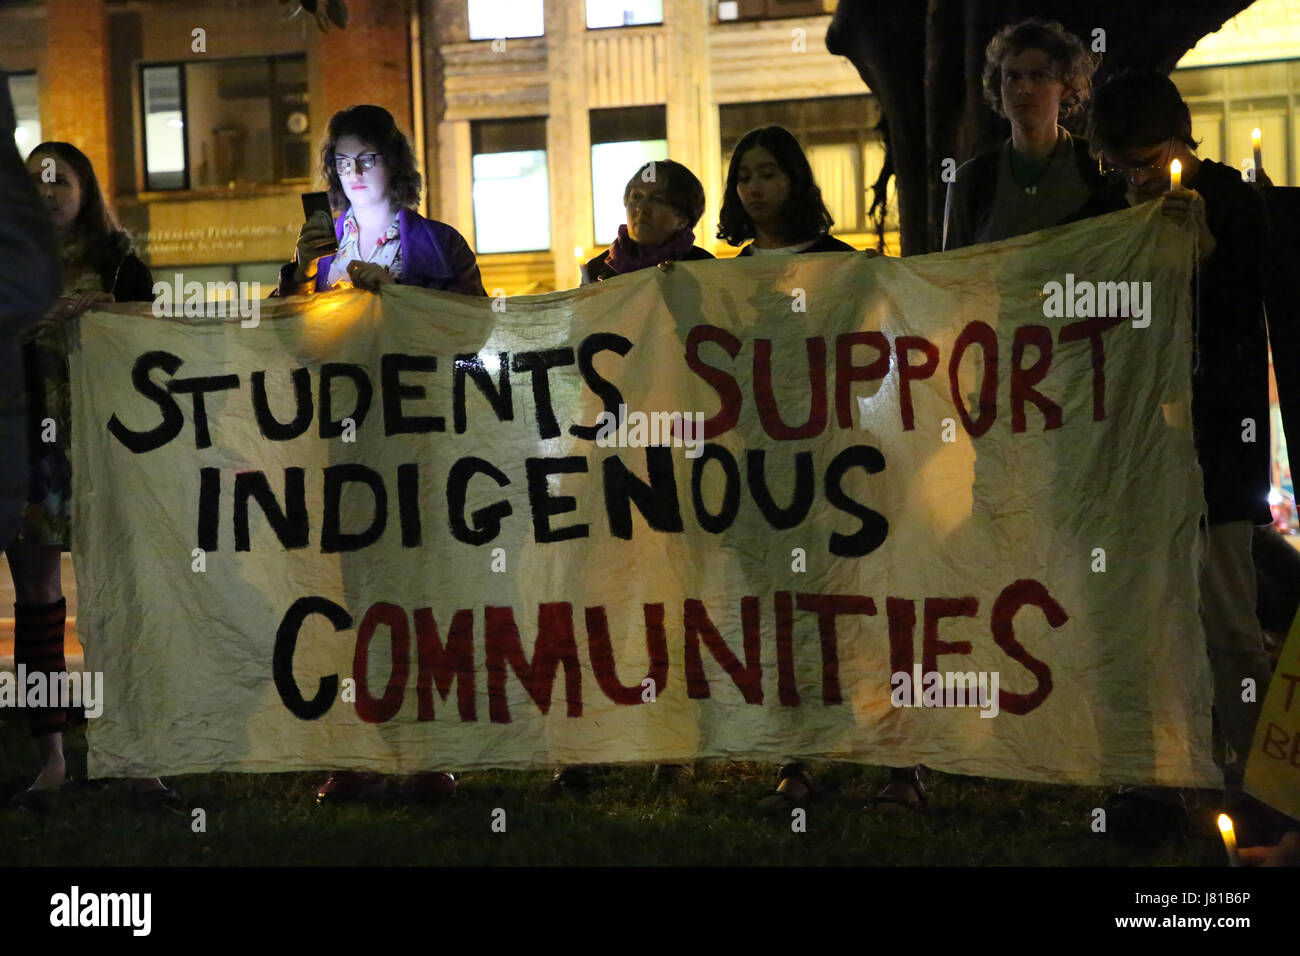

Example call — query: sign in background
[71,201,1219,787]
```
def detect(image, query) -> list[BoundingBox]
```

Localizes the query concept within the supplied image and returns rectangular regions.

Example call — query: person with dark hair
[942,18,1110,251]
[714,126,858,812]
[718,125,855,255]
[279,104,485,297]
[581,159,713,284]
[1088,70,1275,838]
[9,140,172,808]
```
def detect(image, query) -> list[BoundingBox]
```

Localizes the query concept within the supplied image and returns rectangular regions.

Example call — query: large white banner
[71,200,1219,787]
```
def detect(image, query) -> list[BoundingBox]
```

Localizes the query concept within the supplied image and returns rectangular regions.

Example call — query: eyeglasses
[334,152,381,176]
[1100,142,1173,183]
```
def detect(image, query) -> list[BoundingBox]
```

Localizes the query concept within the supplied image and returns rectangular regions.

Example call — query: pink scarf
[603,224,696,274]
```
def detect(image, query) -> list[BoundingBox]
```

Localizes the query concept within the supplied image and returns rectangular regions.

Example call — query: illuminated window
[141,56,310,192]
[472,118,550,253]
[7,73,41,158]
[468,0,544,40]
[590,106,667,245]
[586,0,662,29]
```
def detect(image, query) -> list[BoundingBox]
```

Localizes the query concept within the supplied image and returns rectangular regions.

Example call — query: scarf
[604,224,696,275]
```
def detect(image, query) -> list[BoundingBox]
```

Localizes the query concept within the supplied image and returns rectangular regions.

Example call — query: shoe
[406,771,456,804]
[865,766,929,814]
[758,762,814,813]
[315,771,386,806]
[548,766,592,794]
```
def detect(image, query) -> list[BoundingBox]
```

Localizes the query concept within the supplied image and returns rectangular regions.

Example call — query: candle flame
[1252,128,1262,143]
[1171,159,1181,175]
[1218,813,1234,834]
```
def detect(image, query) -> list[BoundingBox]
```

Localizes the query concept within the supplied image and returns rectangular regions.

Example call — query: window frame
[138,53,310,193]
[139,61,191,192]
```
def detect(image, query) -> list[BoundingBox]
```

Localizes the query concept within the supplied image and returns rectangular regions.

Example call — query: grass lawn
[0,714,1242,867]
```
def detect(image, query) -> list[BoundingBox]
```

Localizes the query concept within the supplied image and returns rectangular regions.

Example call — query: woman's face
[624,178,688,247]
[333,134,390,210]
[27,152,83,232]
[1000,47,1067,132]
[734,145,791,232]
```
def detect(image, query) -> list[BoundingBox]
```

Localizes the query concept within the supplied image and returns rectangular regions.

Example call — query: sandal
[866,766,929,814]
[758,762,813,813]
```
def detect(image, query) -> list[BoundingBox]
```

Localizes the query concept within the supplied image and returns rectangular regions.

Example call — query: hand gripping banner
[71,200,1219,786]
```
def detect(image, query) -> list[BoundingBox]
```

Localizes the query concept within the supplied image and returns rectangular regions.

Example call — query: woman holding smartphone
[279,105,483,806]
[279,104,485,297]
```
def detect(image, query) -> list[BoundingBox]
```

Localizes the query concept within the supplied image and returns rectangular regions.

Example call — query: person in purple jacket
[282,105,481,806]
[279,104,485,298]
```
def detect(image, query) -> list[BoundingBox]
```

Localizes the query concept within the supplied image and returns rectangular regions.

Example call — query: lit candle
[1252,128,1262,179]
[1218,813,1240,866]
[1170,158,1181,190]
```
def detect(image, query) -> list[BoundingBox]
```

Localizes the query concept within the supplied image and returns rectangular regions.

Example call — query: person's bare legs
[7,539,169,796]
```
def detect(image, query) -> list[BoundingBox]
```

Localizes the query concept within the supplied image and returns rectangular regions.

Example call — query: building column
[42,0,112,198]
[664,0,717,248]
[438,119,474,246]
[546,0,590,291]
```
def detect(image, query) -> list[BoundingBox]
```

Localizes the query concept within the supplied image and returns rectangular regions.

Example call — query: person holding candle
[942,18,1117,252]
[1088,70,1275,840]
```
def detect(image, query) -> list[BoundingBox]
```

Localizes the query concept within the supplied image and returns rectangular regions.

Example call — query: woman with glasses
[279,105,483,806]
[942,19,1112,252]
[279,104,485,296]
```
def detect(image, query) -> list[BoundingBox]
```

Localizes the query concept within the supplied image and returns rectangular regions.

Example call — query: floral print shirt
[325,208,404,288]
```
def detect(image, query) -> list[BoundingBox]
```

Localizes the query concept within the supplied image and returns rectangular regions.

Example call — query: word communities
[0,664,102,718]
[890,664,1000,717]
[49,886,151,936]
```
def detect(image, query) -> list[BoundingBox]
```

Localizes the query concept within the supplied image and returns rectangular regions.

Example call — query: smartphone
[301,191,338,253]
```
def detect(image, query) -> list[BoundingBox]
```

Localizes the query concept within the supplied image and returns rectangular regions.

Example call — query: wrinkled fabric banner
[71,201,1219,786]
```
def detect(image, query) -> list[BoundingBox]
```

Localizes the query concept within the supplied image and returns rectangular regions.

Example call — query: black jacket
[0,73,61,545]
[1185,160,1272,525]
